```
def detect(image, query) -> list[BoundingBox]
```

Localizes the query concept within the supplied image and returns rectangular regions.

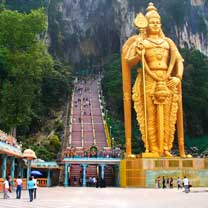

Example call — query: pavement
[1,187,208,208]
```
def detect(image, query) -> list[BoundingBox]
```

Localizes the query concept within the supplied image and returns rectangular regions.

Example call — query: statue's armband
[125,43,141,66]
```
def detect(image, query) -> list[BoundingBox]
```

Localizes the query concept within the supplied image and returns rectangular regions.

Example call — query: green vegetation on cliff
[0,8,52,133]
[0,5,73,160]
[181,48,208,137]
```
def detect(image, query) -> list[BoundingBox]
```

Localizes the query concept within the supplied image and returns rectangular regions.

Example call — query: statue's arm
[167,38,184,88]
[175,51,184,81]
[125,41,141,67]
[170,50,184,87]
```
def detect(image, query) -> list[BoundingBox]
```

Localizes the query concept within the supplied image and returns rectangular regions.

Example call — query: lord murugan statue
[122,2,188,157]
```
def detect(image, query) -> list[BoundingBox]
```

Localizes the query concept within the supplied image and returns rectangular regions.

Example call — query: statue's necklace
[146,38,165,45]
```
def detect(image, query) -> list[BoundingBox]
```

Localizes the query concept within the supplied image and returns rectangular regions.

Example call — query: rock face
[48,0,208,67]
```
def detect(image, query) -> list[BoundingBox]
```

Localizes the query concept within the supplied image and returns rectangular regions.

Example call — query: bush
[55,119,64,132]
[49,134,61,152]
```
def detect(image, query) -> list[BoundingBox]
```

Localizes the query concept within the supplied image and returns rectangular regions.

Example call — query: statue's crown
[145,2,160,20]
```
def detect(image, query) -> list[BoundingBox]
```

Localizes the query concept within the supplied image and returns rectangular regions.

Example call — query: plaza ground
[1,187,208,208]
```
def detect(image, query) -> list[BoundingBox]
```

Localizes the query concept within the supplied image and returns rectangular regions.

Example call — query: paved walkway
[1,187,208,208]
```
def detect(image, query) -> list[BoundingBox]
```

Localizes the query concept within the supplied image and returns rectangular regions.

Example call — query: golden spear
[134,13,149,153]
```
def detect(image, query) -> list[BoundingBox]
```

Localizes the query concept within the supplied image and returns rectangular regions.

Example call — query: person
[177,177,182,189]
[16,176,23,199]
[155,179,158,188]
[157,176,161,188]
[169,177,173,188]
[8,175,12,193]
[27,176,35,202]
[122,2,186,157]
[32,176,38,199]
[89,177,93,187]
[3,177,10,199]
[166,178,169,188]
[79,177,82,186]
[183,176,189,193]
[92,176,97,187]
[188,181,192,192]
[162,176,166,189]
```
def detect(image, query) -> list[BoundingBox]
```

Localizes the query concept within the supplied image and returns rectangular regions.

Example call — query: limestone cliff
[48,0,208,67]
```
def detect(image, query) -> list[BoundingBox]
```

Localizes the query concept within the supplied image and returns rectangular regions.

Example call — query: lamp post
[102,99,106,109]
[23,149,37,186]
[105,110,108,121]
[101,96,106,118]
[109,126,112,143]
[112,137,114,148]
[102,112,105,120]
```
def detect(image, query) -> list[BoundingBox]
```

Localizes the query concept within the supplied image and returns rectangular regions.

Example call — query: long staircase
[70,78,107,148]
[64,77,114,186]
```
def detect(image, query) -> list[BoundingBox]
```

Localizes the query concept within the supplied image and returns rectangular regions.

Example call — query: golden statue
[122,2,188,157]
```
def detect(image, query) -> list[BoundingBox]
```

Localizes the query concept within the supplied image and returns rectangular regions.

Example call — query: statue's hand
[135,39,144,55]
[167,77,180,88]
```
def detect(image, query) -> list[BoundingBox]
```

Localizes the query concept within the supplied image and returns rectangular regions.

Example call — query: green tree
[41,59,73,114]
[102,54,123,119]
[0,9,53,136]
[181,48,208,136]
[49,134,61,152]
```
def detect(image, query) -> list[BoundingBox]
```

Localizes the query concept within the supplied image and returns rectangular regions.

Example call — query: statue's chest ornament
[147,39,166,60]
[154,48,164,60]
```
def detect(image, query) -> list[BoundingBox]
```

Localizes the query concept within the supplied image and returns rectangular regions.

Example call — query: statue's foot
[152,152,160,157]
[164,150,173,157]
[180,154,186,158]
[180,153,192,158]
[141,152,160,158]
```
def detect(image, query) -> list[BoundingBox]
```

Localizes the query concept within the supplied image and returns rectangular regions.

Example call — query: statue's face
[148,17,161,34]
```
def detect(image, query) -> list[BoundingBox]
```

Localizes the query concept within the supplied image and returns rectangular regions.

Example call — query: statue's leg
[164,99,177,157]
[146,95,158,154]
[164,102,171,151]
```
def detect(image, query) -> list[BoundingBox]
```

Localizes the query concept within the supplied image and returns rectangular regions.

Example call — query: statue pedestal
[140,152,160,158]
[120,158,208,188]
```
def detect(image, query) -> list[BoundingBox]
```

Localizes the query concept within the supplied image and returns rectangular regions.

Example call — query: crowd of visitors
[70,76,109,150]
[3,175,38,202]
[156,176,192,193]
[86,176,106,188]
[70,175,106,188]
[74,82,91,107]
[87,176,97,186]
[73,78,94,117]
